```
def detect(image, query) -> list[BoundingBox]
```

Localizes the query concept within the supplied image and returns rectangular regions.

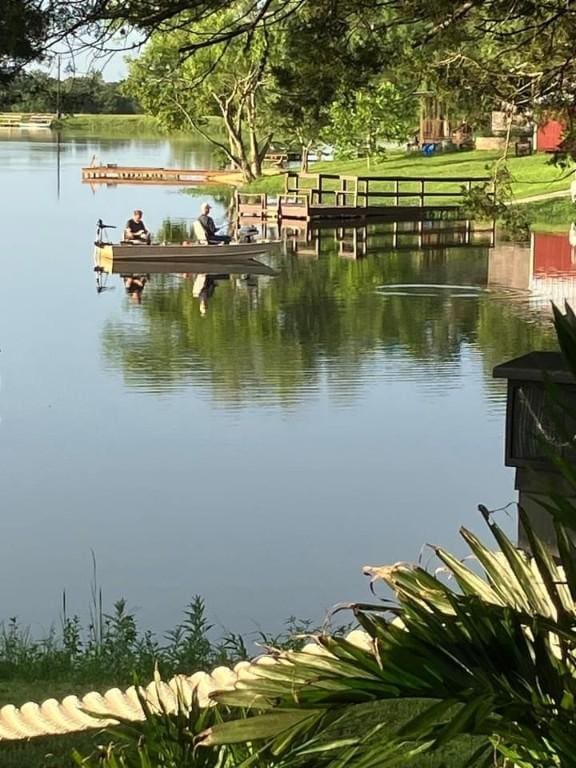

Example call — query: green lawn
[244,150,573,201]
[514,196,575,230]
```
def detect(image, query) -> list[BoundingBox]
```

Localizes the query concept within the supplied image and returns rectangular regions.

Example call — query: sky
[44,34,141,82]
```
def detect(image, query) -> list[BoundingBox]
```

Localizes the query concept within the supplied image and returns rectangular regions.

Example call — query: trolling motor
[95,218,116,246]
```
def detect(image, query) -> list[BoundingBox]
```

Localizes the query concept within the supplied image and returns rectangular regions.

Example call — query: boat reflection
[93,247,278,311]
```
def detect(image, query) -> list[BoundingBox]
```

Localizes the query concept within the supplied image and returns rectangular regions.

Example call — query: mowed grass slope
[244,150,573,201]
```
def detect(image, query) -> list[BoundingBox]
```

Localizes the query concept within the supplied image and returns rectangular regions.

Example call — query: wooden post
[420,179,425,207]
[285,172,299,194]
[395,179,400,206]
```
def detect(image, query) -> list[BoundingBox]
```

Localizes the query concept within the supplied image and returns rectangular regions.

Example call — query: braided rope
[0,630,372,741]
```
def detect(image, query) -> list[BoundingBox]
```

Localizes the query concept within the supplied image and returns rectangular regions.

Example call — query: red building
[536,120,564,152]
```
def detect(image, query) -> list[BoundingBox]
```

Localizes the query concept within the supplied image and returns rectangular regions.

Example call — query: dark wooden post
[395,179,400,206]
[420,179,425,207]
[493,352,576,555]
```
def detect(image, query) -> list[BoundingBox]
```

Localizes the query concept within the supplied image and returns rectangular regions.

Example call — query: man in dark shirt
[197,202,231,244]
[124,209,151,244]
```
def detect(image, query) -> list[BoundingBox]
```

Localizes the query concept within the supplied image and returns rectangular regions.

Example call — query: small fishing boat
[93,219,279,263]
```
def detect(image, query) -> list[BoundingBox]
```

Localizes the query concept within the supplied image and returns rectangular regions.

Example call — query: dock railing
[284,172,492,208]
[237,172,493,220]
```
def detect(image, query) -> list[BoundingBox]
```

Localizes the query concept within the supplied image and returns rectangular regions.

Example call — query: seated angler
[124,209,152,244]
[197,202,231,244]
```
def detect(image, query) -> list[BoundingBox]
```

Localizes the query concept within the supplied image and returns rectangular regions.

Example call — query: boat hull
[94,242,277,261]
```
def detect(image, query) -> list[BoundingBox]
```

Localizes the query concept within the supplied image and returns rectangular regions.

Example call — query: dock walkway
[82,165,233,186]
[237,171,492,221]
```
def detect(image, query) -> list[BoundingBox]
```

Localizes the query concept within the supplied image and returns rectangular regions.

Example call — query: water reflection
[98,220,560,406]
[488,230,576,316]
[256,218,495,260]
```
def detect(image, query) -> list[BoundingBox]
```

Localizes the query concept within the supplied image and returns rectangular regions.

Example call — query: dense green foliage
[0,0,50,81]
[325,82,418,165]
[0,70,138,114]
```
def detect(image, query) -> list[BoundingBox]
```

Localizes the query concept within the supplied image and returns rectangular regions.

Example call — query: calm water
[0,132,565,639]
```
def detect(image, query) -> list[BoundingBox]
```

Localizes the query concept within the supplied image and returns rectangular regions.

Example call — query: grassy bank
[56,113,164,135]
[56,113,227,139]
[0,596,484,767]
[514,195,575,230]
[243,150,573,200]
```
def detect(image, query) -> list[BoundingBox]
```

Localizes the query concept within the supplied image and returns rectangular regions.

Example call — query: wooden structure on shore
[82,165,233,186]
[236,171,492,221]
[0,113,56,129]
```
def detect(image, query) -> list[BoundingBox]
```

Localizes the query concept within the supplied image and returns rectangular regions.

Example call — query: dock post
[419,179,425,207]
[395,179,400,206]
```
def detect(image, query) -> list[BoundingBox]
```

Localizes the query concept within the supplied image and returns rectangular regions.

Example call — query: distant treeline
[0,70,140,114]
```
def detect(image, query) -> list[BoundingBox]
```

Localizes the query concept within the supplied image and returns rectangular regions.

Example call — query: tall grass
[0,591,333,697]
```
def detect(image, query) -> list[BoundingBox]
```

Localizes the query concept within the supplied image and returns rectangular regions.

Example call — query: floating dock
[236,172,492,221]
[82,165,233,186]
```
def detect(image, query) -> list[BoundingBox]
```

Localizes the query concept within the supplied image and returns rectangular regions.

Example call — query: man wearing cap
[197,202,231,244]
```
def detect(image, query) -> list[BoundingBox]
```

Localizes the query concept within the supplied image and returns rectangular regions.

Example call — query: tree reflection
[101,240,557,405]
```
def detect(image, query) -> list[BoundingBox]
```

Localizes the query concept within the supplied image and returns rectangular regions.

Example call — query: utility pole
[56,55,62,120]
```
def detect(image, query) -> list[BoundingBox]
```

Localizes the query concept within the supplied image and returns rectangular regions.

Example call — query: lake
[0,132,565,642]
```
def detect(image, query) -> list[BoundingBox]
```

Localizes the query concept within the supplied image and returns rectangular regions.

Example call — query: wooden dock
[236,172,492,221]
[0,113,56,129]
[82,165,233,186]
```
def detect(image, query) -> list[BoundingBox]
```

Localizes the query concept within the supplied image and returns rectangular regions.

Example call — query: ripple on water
[375,283,486,298]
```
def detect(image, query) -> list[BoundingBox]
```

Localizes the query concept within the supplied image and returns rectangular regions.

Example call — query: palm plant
[197,306,576,767]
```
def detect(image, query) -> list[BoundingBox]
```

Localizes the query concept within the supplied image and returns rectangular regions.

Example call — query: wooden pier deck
[82,165,233,186]
[236,172,492,221]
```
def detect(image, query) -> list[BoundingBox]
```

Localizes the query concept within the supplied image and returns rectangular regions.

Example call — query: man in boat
[197,202,231,245]
[124,209,152,244]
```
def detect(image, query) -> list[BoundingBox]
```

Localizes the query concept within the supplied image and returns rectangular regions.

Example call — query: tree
[265,7,389,171]
[63,0,576,160]
[324,81,418,167]
[0,68,139,113]
[125,8,275,181]
[0,0,51,82]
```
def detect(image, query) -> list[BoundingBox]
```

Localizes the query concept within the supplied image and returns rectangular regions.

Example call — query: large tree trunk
[218,98,255,183]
